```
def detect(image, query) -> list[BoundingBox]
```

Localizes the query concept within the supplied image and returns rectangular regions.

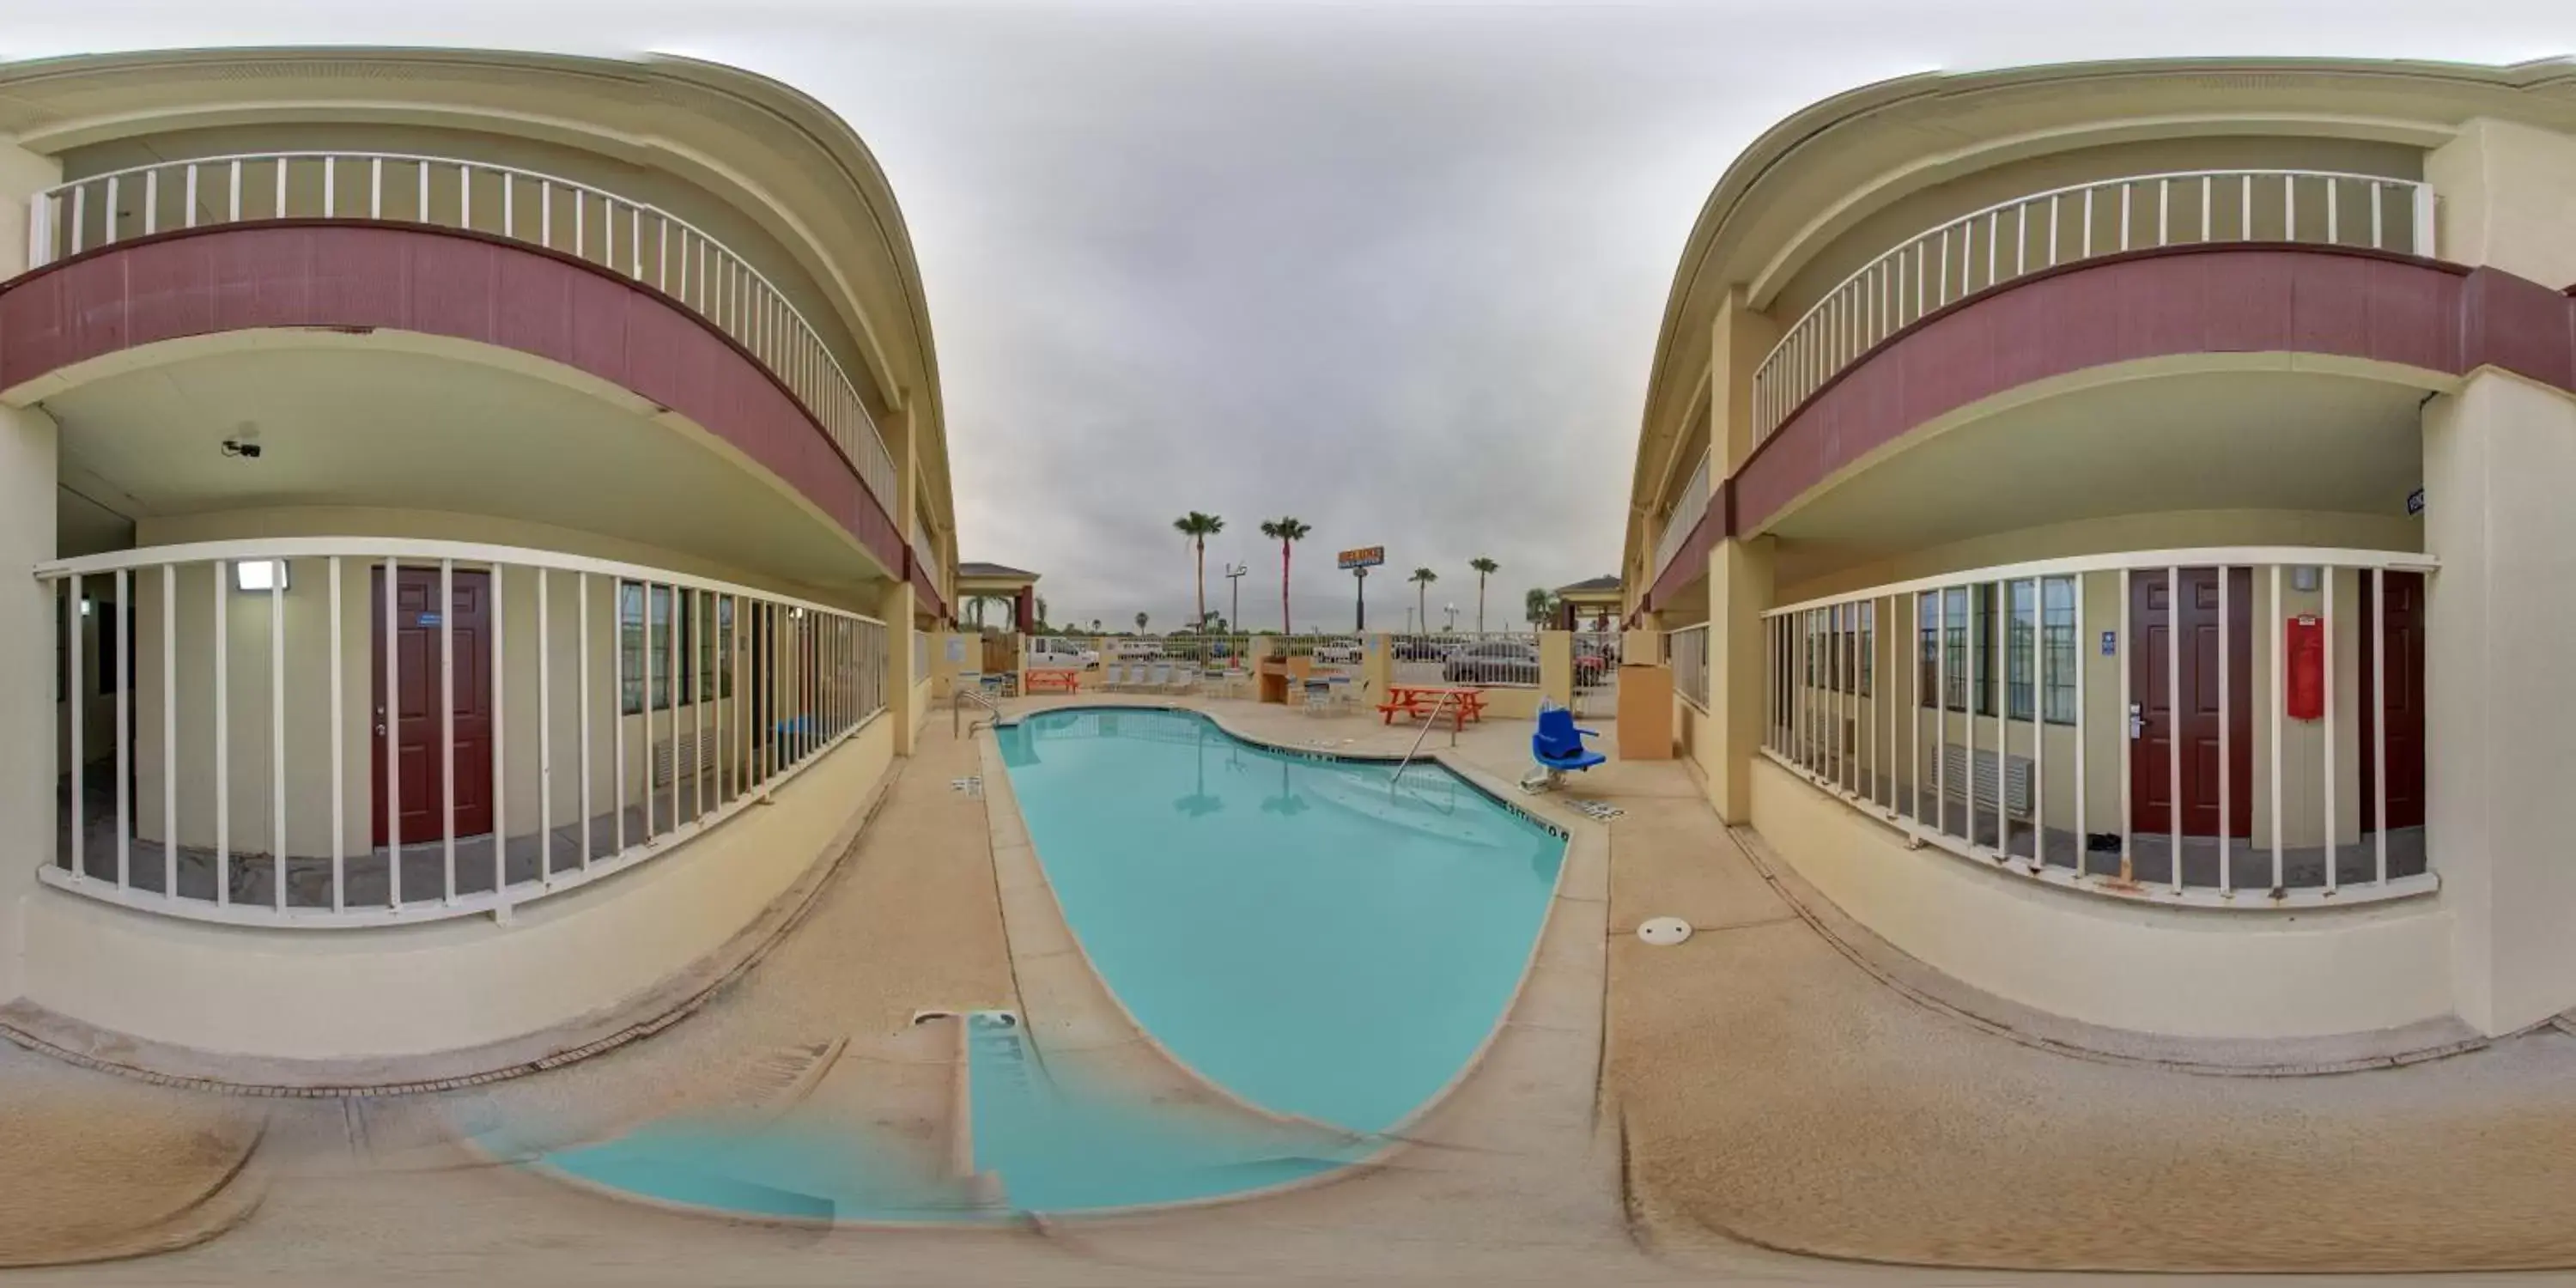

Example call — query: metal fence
[1575,629,1624,713]
[1760,546,2437,907]
[28,152,901,513]
[1753,168,2437,441]
[40,537,887,927]
[1391,631,1541,688]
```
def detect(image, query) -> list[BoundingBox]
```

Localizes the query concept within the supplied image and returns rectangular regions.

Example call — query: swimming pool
[995,707,1565,1134]
[504,707,1565,1220]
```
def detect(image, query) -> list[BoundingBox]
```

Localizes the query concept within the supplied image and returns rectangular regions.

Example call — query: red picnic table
[1376,683,1486,726]
[1024,667,1083,695]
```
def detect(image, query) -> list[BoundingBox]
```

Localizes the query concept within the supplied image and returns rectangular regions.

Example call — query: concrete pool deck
[21,693,2576,1279]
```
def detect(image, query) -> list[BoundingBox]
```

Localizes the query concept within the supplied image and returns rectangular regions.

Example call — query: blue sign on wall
[418,613,441,627]
[2407,487,2426,516]
[2099,629,2116,656]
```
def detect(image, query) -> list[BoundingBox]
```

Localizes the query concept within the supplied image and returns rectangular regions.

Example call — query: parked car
[1394,635,1453,661]
[1574,640,1616,684]
[1312,639,1364,665]
[1443,641,1542,685]
[1026,636,1101,670]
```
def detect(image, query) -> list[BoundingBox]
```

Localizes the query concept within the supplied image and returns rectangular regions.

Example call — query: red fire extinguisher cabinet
[2285,615,2325,721]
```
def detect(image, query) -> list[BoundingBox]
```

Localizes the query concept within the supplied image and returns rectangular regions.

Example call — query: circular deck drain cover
[1637,916,1693,946]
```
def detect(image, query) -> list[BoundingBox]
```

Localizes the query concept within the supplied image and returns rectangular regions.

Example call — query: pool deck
[21,694,2576,1279]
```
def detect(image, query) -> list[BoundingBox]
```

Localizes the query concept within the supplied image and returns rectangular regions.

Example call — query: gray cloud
[15,1,2568,631]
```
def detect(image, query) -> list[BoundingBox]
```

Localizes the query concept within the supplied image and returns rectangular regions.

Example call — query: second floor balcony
[25,150,902,517]
[1751,167,2439,444]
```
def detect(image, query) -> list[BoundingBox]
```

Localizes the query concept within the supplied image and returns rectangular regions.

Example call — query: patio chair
[1520,703,1605,793]
[1324,671,1355,715]
[1300,677,1334,717]
[1147,661,1175,692]
[1103,663,1130,692]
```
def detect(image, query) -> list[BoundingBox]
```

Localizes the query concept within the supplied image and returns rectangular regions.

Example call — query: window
[621,584,735,714]
[1918,586,1996,714]
[2042,576,2077,725]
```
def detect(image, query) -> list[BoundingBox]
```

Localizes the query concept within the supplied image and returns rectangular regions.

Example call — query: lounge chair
[1521,703,1605,793]
[1147,661,1175,692]
[1103,663,1129,692]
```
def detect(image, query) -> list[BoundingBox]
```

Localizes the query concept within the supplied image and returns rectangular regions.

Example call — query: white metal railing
[39,538,889,927]
[1668,624,1709,711]
[27,153,901,514]
[1753,170,2437,441]
[1650,449,1713,583]
[1759,547,2436,908]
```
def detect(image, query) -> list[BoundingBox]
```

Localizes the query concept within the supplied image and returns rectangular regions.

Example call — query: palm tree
[1524,586,1558,626]
[1134,611,1149,633]
[1173,513,1224,640]
[1034,595,1049,631]
[1468,556,1498,633]
[1091,617,1103,633]
[1409,567,1437,633]
[1258,517,1311,635]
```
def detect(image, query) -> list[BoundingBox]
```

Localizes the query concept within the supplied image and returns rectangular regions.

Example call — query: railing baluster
[273,159,286,221]
[2323,566,2336,896]
[215,560,229,905]
[540,567,555,878]
[2269,564,2284,894]
[2166,563,2180,895]
[441,559,457,904]
[2073,570,2087,878]
[2116,568,2129,883]
[579,571,592,870]
[67,574,83,881]
[271,562,287,910]
[386,556,400,908]
[614,578,627,856]
[185,164,199,230]
[2219,567,2232,896]
[492,564,507,903]
[103,176,117,245]
[164,566,178,899]
[321,156,333,220]
[329,556,343,912]
[116,568,131,889]
[370,157,382,221]
[143,169,157,236]
[2372,566,2388,886]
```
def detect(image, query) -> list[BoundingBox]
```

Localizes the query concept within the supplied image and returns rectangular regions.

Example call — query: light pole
[1443,603,1458,633]
[1222,562,1247,635]
[1352,567,1368,632]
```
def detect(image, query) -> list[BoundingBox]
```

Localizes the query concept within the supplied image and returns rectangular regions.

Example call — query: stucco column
[1702,536,1776,824]
[876,581,917,755]
[1711,287,1781,475]
[1361,634,1392,709]
[1539,631,1573,709]
[0,404,59,1005]
[2426,119,2576,289]
[2422,371,2576,1035]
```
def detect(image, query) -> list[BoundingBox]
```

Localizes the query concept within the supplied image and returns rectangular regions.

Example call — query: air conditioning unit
[1941,743,2033,819]
[652,728,717,790]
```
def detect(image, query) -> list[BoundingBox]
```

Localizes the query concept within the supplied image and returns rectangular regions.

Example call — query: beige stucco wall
[1748,756,2453,1038]
[2426,118,2576,290]
[2422,369,2576,1036]
[19,712,891,1059]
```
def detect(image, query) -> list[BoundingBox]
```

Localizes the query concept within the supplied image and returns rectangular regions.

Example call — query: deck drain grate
[1569,800,1625,822]
[951,776,983,796]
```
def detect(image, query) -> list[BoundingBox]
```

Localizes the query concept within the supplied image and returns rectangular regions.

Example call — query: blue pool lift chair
[1521,702,1605,793]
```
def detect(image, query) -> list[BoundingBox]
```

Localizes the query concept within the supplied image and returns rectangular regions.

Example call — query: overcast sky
[10,2,2573,632]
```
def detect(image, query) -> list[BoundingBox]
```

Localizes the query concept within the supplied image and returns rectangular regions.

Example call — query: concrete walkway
[0,1044,266,1267]
[22,695,2576,1282]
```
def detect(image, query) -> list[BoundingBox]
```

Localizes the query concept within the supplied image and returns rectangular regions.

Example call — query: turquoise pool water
[510,708,1563,1219]
[995,707,1564,1133]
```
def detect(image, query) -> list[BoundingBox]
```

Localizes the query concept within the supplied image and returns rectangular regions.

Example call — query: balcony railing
[1650,448,1713,582]
[1760,546,2436,908]
[27,153,902,517]
[1752,169,2438,442]
[40,538,889,927]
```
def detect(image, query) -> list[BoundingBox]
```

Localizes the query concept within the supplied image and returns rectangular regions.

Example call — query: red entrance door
[2358,571,2427,833]
[372,567,495,847]
[2130,568,2253,836]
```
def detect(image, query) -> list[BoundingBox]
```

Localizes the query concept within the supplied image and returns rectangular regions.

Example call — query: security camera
[220,439,263,459]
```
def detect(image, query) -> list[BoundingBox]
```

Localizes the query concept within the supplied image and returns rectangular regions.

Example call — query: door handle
[2128,702,2145,740]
